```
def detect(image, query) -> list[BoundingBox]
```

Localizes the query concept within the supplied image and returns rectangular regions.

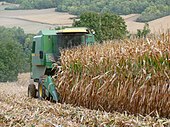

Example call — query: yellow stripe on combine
[58,28,88,33]
[32,54,40,56]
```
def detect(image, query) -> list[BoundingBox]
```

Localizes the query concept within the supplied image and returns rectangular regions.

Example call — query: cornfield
[1,74,169,126]
[55,32,170,118]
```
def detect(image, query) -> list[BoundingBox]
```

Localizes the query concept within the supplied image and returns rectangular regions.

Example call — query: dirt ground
[122,14,170,33]
[0,73,29,96]
[0,8,75,25]
[0,8,75,34]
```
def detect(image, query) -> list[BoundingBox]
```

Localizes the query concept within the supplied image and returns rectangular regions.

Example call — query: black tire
[28,84,36,98]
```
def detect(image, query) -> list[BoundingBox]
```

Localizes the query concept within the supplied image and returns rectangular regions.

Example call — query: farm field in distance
[122,14,170,34]
[0,2,170,34]
[0,2,75,34]
[0,1,170,127]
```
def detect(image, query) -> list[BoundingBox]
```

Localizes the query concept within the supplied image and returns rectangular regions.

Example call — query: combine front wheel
[28,84,36,98]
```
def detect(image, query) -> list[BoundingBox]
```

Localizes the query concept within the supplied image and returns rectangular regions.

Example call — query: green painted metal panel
[31,35,45,79]
[32,35,44,66]
[44,76,60,102]
[43,35,53,67]
[44,35,53,53]
[86,34,95,45]
[31,65,46,79]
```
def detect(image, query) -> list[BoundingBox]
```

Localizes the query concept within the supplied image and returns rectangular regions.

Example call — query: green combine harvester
[28,27,95,102]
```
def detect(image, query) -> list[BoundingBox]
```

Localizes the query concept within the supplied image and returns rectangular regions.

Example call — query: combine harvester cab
[28,27,95,102]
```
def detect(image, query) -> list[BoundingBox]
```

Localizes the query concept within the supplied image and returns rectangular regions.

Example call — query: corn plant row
[55,32,170,118]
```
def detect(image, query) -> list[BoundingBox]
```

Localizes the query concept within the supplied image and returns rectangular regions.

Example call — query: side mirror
[39,51,43,59]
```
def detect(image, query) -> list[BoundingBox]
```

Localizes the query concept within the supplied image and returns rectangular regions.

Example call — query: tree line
[0,27,33,82]
[3,0,170,22]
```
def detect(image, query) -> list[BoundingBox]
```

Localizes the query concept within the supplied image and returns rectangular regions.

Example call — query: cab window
[32,41,36,53]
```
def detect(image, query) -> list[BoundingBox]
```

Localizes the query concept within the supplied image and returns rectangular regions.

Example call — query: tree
[136,5,170,22]
[137,23,150,38]
[0,41,24,82]
[0,26,33,82]
[73,12,127,42]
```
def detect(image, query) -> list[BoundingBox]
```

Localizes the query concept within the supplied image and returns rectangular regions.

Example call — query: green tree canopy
[73,12,127,42]
[0,26,33,82]
[0,40,24,82]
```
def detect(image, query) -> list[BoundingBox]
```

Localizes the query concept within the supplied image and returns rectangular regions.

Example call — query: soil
[121,14,170,33]
[0,8,75,34]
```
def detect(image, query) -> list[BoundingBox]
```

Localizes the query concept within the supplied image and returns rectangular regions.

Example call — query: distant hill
[0,2,169,34]
[3,0,170,22]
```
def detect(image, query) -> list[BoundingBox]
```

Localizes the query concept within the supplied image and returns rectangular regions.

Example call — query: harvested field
[0,74,170,126]
[0,7,75,34]
[0,17,58,34]
[122,14,170,33]
[56,32,170,118]
[0,2,169,34]
[0,8,75,25]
